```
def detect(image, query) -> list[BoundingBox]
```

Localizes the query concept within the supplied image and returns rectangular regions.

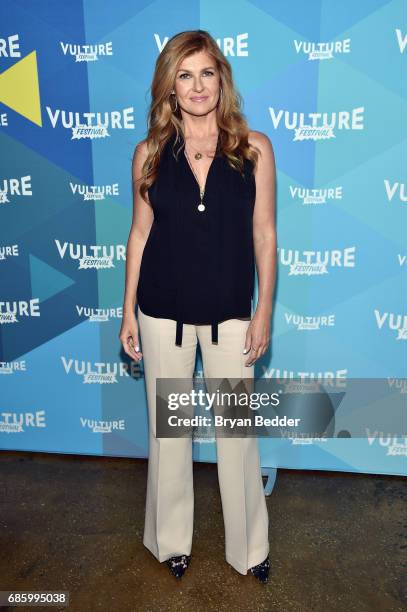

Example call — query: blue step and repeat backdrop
[1,0,406,476]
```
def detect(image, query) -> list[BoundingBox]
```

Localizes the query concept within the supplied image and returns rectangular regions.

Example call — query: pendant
[194,152,202,160]
[198,203,205,212]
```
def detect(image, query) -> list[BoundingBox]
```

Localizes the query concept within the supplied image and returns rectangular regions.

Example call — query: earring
[218,87,223,105]
[170,91,178,113]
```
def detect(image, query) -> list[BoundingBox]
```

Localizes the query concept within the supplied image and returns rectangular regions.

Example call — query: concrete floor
[0,451,406,612]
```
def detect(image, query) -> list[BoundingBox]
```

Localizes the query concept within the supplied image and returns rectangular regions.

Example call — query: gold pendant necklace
[187,137,217,161]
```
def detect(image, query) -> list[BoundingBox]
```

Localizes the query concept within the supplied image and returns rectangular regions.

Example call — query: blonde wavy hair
[137,29,259,202]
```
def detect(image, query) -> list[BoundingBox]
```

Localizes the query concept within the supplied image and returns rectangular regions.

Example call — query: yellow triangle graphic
[0,50,42,126]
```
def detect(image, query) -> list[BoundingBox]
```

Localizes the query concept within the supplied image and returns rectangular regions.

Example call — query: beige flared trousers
[137,305,269,575]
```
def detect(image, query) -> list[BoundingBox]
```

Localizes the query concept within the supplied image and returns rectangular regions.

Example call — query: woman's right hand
[119,312,143,362]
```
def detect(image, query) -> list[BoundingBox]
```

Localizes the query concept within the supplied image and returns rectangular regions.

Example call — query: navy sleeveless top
[136,131,256,346]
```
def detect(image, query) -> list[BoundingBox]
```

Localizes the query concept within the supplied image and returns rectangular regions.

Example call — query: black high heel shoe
[166,554,192,579]
[249,555,270,583]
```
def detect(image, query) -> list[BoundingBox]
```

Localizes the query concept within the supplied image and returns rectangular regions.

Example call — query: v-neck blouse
[136,131,256,347]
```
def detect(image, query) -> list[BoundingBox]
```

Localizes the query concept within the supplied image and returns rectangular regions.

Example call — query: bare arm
[251,130,277,316]
[119,139,154,360]
[122,139,154,317]
[244,130,277,365]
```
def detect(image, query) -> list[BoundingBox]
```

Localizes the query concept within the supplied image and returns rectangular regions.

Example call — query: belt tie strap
[176,320,183,346]
[211,322,218,344]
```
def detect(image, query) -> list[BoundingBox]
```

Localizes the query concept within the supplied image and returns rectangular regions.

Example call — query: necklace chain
[186,138,217,158]
[182,132,219,212]
[183,133,219,203]
[184,149,206,198]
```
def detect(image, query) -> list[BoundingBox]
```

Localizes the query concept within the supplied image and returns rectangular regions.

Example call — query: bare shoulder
[132,138,149,180]
[133,138,149,163]
[248,130,274,156]
[248,130,275,179]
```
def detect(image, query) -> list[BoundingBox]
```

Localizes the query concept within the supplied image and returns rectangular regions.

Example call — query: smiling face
[173,49,220,117]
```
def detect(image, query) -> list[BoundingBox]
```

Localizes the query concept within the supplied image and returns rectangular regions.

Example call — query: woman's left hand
[243,309,271,366]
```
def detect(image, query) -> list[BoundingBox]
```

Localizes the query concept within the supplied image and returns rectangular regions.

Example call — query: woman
[119,30,276,583]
